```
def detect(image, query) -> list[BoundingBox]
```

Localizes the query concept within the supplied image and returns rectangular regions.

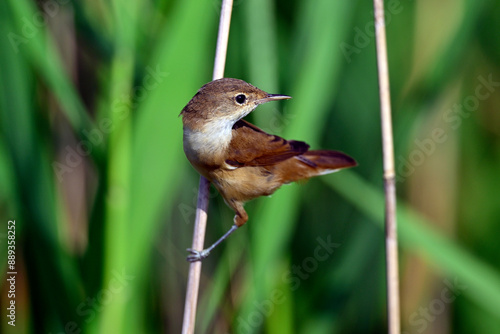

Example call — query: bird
[180,78,356,261]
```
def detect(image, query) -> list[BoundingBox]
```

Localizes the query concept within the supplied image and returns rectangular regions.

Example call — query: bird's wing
[225,120,309,167]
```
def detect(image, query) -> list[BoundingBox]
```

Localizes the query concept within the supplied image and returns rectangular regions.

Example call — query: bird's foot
[186,248,210,262]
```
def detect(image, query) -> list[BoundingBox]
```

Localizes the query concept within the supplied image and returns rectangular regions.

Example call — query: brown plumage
[180,78,356,261]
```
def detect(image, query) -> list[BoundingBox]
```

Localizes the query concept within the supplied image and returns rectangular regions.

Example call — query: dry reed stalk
[181,0,234,333]
[372,0,401,333]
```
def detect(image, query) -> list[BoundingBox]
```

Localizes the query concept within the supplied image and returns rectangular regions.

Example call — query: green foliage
[0,0,499,333]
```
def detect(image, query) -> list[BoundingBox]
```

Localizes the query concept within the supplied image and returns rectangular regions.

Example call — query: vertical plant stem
[100,0,138,332]
[372,0,401,333]
[213,0,233,80]
[181,1,233,333]
[181,176,210,334]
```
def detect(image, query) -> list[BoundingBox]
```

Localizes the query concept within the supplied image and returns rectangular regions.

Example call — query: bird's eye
[234,94,247,105]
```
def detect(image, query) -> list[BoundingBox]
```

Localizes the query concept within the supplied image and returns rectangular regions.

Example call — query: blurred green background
[1,0,500,333]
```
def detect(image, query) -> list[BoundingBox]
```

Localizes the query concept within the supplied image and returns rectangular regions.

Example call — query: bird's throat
[183,120,234,163]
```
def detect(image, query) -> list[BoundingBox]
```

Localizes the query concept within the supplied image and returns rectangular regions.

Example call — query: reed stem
[181,0,234,333]
[372,0,401,333]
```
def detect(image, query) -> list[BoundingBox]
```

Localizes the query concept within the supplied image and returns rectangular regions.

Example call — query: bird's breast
[183,120,239,179]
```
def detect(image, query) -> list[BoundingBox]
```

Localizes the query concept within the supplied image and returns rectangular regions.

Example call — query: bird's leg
[186,201,248,262]
[186,225,238,262]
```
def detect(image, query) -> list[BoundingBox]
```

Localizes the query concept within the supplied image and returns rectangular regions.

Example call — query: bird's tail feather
[279,150,357,183]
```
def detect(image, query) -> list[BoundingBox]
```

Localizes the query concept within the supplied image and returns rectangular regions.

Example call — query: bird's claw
[186,248,210,262]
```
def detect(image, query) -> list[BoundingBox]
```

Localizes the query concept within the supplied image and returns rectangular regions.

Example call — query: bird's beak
[256,94,292,105]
